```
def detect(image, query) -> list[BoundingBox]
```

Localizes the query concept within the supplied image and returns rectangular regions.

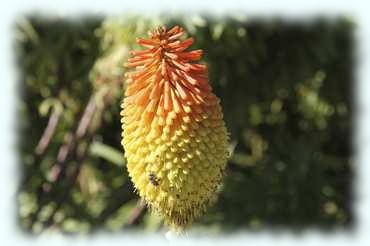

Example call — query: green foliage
[90,141,125,167]
[17,15,353,234]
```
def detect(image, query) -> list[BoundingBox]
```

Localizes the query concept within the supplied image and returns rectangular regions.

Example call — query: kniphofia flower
[121,25,229,230]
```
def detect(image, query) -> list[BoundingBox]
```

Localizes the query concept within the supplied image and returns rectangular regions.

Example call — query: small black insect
[148,172,160,186]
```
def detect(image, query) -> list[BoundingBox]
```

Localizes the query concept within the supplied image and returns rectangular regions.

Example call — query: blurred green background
[16,15,354,234]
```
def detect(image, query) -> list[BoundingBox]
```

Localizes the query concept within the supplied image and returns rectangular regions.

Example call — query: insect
[147,152,164,186]
[148,172,160,186]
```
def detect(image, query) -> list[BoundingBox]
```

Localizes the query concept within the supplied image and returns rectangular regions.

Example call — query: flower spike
[121,25,229,230]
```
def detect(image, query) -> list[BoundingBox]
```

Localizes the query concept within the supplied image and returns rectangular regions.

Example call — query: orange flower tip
[164,52,178,59]
[168,25,180,35]
[168,31,184,41]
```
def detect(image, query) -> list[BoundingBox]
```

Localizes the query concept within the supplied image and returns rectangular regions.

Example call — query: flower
[121,25,229,230]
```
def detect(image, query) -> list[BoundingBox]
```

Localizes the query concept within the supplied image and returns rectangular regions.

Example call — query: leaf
[17,17,39,44]
[230,152,255,167]
[38,98,63,116]
[90,141,126,167]
[143,212,163,232]
[105,200,138,231]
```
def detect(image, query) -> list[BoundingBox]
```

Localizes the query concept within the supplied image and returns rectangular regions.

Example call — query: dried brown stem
[28,76,125,232]
[126,199,147,226]
[29,96,98,231]
[35,109,61,155]
[76,96,97,139]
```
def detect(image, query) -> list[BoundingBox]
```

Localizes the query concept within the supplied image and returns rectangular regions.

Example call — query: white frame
[1,0,369,245]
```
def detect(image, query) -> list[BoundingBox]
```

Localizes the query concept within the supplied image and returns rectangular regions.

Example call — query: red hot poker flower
[121,25,229,230]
